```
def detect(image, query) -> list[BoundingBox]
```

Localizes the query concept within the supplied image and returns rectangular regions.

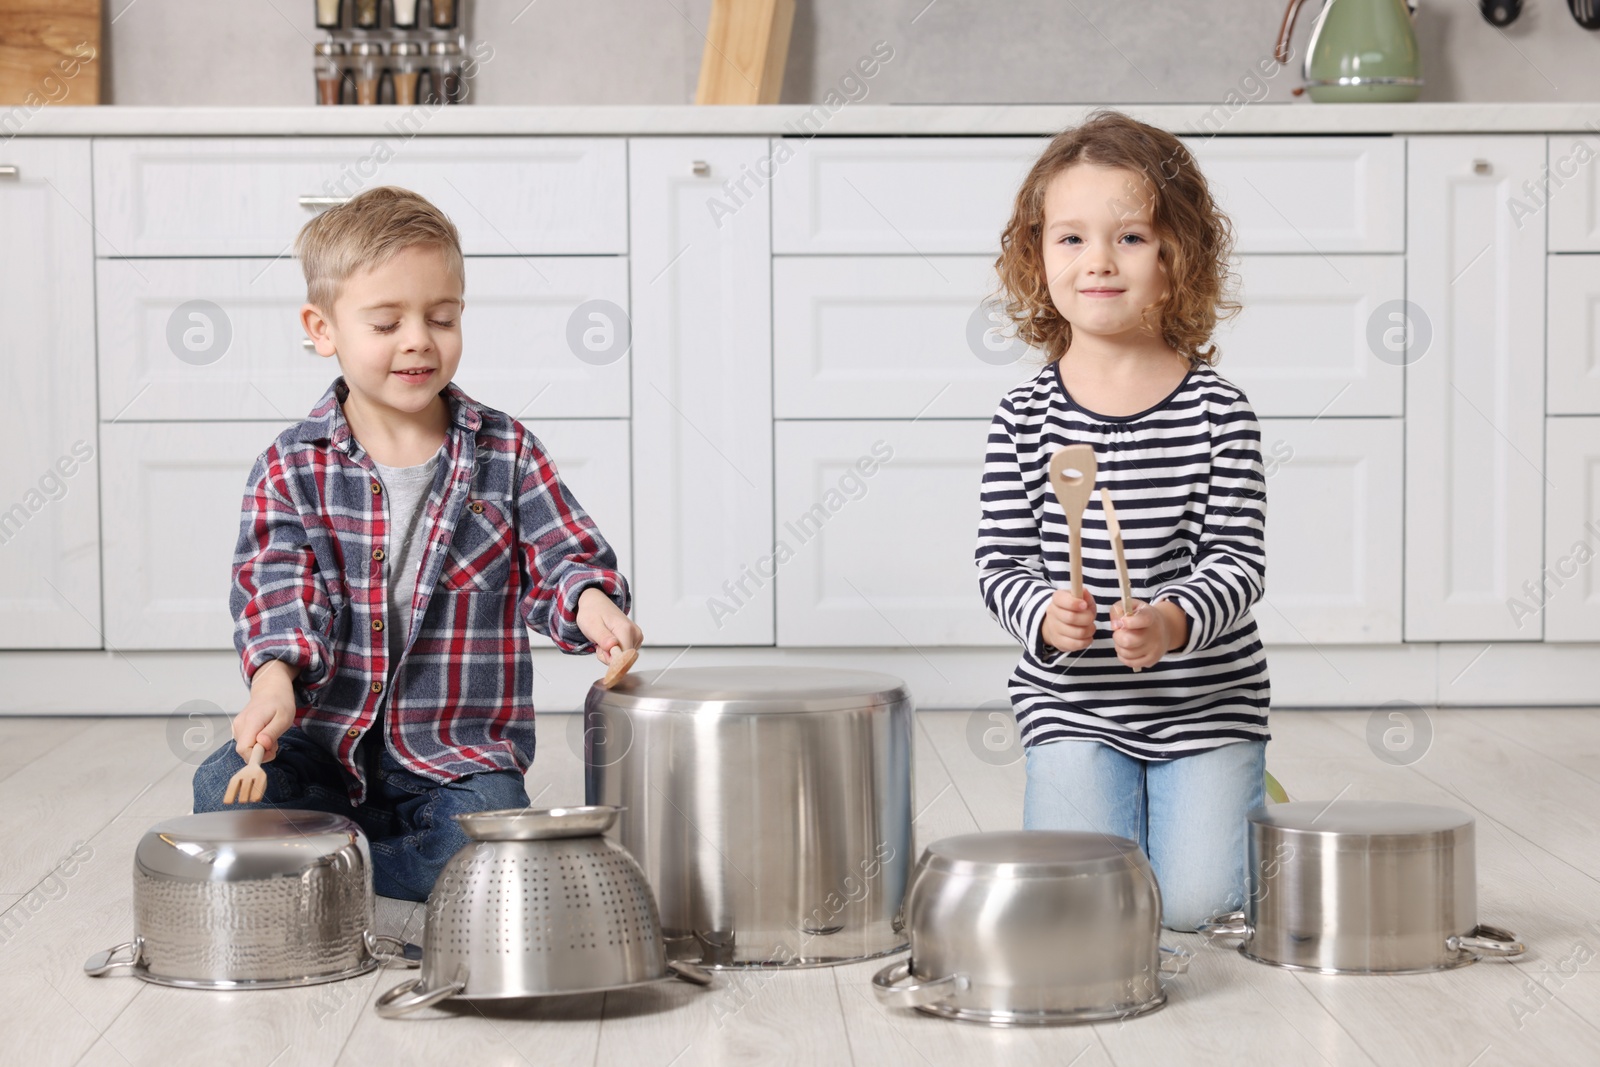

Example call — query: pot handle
[83,939,142,978]
[667,959,715,987]
[364,931,423,968]
[1196,910,1251,941]
[375,970,466,1019]
[1159,945,1192,976]
[1448,924,1525,959]
[870,958,969,1009]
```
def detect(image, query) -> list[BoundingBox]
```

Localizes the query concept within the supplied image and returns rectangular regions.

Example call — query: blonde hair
[294,185,465,312]
[994,109,1241,366]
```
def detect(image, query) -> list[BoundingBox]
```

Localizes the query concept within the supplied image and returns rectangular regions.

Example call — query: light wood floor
[3,708,1597,1067]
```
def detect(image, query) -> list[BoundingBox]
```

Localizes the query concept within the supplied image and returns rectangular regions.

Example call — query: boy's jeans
[193,726,530,902]
[1022,737,1266,932]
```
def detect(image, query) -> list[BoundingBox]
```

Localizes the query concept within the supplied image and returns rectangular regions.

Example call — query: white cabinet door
[101,423,290,650]
[1548,134,1600,252]
[775,420,1005,647]
[97,256,630,422]
[0,140,102,649]
[1546,255,1600,414]
[92,138,628,257]
[629,139,774,645]
[1212,255,1404,418]
[1405,136,1547,641]
[1254,418,1403,645]
[772,255,1038,419]
[1543,418,1600,642]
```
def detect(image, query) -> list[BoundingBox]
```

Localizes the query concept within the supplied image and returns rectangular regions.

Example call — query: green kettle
[1276,0,1422,102]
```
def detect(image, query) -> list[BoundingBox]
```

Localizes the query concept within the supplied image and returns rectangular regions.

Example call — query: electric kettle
[1277,0,1422,102]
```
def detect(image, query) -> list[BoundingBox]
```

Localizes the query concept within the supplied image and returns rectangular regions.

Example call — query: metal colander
[376,806,711,1017]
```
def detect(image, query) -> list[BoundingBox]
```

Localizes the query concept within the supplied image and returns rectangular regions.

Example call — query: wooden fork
[1100,487,1141,673]
[222,743,267,805]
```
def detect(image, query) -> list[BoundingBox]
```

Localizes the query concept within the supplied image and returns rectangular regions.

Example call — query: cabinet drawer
[773,256,1038,418]
[771,136,1403,255]
[1548,134,1600,252]
[774,420,1007,647]
[97,256,630,421]
[1547,255,1600,413]
[92,137,627,256]
[1213,255,1404,417]
[1544,417,1600,641]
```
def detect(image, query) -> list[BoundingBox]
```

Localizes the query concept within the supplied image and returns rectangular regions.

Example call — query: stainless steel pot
[375,807,712,1017]
[84,809,417,989]
[872,832,1188,1026]
[1198,801,1526,974]
[585,666,913,968]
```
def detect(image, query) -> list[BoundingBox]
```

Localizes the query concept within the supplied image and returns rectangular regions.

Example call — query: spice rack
[312,0,475,106]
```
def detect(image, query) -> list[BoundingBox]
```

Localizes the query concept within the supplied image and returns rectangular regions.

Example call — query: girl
[975,109,1270,931]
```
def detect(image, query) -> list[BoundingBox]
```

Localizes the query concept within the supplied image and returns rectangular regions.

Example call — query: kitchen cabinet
[1542,418,1600,642]
[1547,134,1600,253]
[95,255,630,422]
[1404,136,1547,642]
[628,139,775,645]
[1546,255,1600,414]
[0,140,103,649]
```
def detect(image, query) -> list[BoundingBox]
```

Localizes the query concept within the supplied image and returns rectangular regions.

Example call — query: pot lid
[588,666,910,716]
[922,831,1150,879]
[1251,800,1473,845]
[136,809,366,882]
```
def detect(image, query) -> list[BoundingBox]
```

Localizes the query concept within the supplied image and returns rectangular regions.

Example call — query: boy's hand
[1041,588,1098,653]
[233,659,299,762]
[577,586,643,665]
[1109,598,1188,670]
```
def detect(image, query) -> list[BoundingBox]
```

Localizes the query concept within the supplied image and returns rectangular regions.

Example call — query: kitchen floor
[2,708,1597,1067]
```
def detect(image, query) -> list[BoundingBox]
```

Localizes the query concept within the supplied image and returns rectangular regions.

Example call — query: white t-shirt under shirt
[976,360,1271,761]
[372,448,443,679]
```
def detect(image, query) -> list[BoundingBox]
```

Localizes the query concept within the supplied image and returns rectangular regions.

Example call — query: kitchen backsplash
[99,0,1600,107]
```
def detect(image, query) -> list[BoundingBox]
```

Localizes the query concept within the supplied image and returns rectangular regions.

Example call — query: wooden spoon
[222,743,267,805]
[600,646,638,689]
[1048,445,1098,599]
[1099,486,1141,673]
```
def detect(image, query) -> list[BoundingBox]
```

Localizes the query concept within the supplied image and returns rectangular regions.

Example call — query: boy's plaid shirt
[231,377,628,803]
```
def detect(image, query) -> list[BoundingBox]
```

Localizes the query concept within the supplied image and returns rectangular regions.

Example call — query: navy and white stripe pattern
[976,361,1270,760]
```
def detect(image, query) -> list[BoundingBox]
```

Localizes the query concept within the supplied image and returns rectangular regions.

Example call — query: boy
[193,186,640,901]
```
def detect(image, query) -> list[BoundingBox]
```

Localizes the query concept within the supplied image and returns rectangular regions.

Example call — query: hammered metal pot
[1198,801,1526,975]
[84,809,417,989]
[375,807,712,1017]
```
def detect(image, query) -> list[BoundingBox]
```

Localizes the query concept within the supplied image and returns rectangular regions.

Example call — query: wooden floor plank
[0,716,96,788]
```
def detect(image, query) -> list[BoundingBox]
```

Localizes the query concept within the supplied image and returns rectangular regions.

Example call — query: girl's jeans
[192,726,530,902]
[1022,737,1266,931]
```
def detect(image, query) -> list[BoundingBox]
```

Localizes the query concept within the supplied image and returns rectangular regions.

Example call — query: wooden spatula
[600,646,638,689]
[1099,486,1140,673]
[222,743,267,805]
[1048,445,1098,599]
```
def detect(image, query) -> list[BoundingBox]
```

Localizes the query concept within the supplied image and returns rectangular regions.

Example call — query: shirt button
[372,619,385,631]
[372,548,385,561]
[470,501,485,514]
[347,727,360,738]
[371,482,382,495]
[370,680,383,693]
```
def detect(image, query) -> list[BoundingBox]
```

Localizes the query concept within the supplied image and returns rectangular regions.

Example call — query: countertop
[6,102,1600,137]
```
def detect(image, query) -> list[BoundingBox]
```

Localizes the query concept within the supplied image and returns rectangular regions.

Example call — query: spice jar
[315,0,342,30]
[391,0,420,28]
[350,41,384,106]
[427,40,464,104]
[353,0,380,29]
[430,0,459,29]
[391,41,423,106]
[314,40,346,105]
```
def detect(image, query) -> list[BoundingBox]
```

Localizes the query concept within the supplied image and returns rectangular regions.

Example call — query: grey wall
[101,0,1600,107]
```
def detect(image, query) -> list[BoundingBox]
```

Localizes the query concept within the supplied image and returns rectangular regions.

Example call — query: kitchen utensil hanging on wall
[1479,0,1522,26]
[1570,0,1600,30]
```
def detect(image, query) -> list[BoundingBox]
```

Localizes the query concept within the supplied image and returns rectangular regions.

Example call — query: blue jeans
[1022,738,1266,932]
[193,726,530,902]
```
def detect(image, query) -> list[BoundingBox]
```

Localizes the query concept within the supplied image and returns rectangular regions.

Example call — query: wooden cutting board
[695,0,794,105]
[0,0,101,107]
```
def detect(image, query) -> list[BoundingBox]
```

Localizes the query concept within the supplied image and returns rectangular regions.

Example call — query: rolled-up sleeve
[514,432,630,652]
[1152,394,1268,656]
[230,450,336,692]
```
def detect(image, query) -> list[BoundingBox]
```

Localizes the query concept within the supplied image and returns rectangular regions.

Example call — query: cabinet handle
[0,165,18,179]
[1472,159,1491,175]
[691,160,710,177]
[299,195,350,209]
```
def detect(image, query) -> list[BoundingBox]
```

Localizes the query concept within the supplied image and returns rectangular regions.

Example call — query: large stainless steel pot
[375,807,712,1017]
[584,666,913,968]
[872,832,1188,1026]
[84,810,417,989]
[1199,801,1525,974]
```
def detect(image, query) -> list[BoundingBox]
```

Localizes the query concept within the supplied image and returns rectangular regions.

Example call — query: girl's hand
[1041,588,1098,653]
[577,586,643,664]
[1109,598,1187,669]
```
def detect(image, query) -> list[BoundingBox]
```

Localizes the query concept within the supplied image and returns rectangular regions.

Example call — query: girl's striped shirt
[976,360,1271,760]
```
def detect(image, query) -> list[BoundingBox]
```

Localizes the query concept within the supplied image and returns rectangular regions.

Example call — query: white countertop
[6,102,1600,137]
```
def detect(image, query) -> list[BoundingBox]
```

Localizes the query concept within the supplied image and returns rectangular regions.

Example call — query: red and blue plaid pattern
[231,377,628,803]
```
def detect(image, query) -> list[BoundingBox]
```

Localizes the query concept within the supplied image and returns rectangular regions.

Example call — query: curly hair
[994,109,1241,366]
